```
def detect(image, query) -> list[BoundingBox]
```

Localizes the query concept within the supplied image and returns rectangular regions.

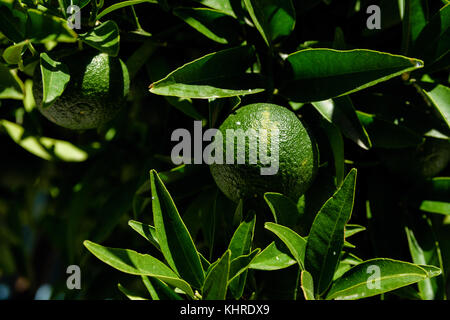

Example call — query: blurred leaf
[193,0,238,17]
[227,213,256,298]
[97,0,158,20]
[174,7,240,44]
[142,276,183,300]
[202,250,230,299]
[243,0,295,46]
[39,53,70,108]
[249,241,296,271]
[412,3,449,69]
[280,49,423,102]
[423,84,450,130]
[0,4,27,42]
[312,96,372,150]
[83,240,194,298]
[420,201,450,215]
[26,9,78,43]
[320,120,345,186]
[0,119,88,161]
[326,259,441,300]
[405,215,445,300]
[300,270,315,300]
[264,192,300,229]
[79,20,120,57]
[2,41,27,65]
[150,170,205,289]
[357,111,424,148]
[305,169,357,296]
[264,222,307,270]
[0,64,24,100]
[117,283,148,300]
[149,46,265,99]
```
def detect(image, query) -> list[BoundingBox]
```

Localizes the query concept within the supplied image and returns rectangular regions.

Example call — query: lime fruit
[209,103,318,203]
[33,51,130,130]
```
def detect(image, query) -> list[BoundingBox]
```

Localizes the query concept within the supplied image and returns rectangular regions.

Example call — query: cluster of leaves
[0,0,449,300]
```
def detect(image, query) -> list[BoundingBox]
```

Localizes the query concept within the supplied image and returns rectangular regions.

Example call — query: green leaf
[79,20,120,57]
[117,283,148,300]
[0,120,88,162]
[228,249,260,283]
[141,276,183,300]
[420,201,450,215]
[2,41,27,65]
[149,46,265,99]
[305,168,357,296]
[326,259,442,300]
[202,250,230,300]
[264,222,307,270]
[96,0,158,20]
[312,96,372,150]
[26,9,77,43]
[264,192,301,228]
[243,0,295,46]
[405,216,445,300]
[423,84,450,130]
[345,224,366,238]
[357,111,424,148]
[300,270,315,300]
[194,0,239,17]
[320,120,345,186]
[39,53,70,108]
[0,64,24,100]
[280,49,423,102]
[227,213,256,298]
[412,3,449,69]
[128,220,160,250]
[83,240,194,298]
[0,4,27,42]
[174,7,240,44]
[249,241,296,271]
[150,169,205,289]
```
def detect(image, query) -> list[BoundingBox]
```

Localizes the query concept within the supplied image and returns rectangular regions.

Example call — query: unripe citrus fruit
[33,51,130,130]
[209,103,318,203]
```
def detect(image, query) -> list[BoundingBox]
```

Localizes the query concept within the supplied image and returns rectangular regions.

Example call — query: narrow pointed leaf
[280,49,423,102]
[96,0,158,20]
[142,276,183,300]
[79,20,120,57]
[301,270,315,300]
[149,46,265,99]
[228,249,260,283]
[26,9,77,43]
[345,224,366,238]
[39,53,70,108]
[150,170,205,289]
[0,64,23,100]
[249,241,296,271]
[305,169,357,295]
[202,250,230,300]
[83,240,194,298]
[264,222,307,270]
[326,259,442,300]
[320,120,345,186]
[193,0,237,18]
[128,220,160,250]
[423,84,450,130]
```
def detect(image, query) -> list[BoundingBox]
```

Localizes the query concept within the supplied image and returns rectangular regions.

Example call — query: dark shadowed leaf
[142,276,183,300]
[96,0,158,20]
[117,283,148,300]
[202,250,230,300]
[26,9,77,43]
[0,64,23,100]
[264,192,301,228]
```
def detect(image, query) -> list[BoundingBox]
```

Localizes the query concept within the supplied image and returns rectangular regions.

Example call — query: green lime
[209,103,318,203]
[33,51,130,130]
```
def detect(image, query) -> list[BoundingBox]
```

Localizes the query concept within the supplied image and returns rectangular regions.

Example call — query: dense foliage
[0,0,449,300]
